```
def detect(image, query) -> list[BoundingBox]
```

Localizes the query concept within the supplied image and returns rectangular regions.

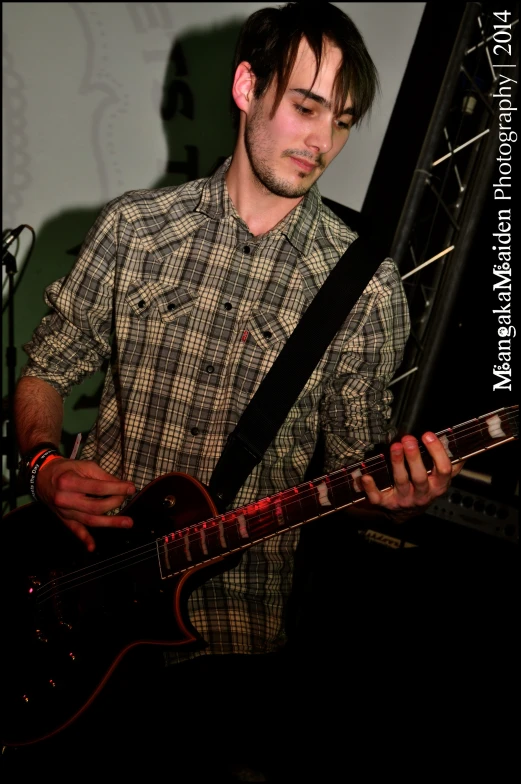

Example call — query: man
[13,3,459,779]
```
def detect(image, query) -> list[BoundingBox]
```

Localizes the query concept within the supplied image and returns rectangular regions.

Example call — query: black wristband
[20,441,60,468]
[27,448,61,502]
[19,442,61,497]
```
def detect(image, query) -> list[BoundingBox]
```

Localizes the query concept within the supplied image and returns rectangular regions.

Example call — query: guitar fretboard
[158,405,518,577]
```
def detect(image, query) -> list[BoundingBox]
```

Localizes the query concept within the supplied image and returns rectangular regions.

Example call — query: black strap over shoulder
[208,233,386,508]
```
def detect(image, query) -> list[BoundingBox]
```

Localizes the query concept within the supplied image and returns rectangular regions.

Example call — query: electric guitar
[1,405,517,748]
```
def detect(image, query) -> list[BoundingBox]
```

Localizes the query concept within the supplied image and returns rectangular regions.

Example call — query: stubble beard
[244,104,320,199]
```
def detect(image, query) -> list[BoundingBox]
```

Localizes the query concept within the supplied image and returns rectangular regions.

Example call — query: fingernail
[424,432,436,443]
[122,519,133,528]
[127,486,135,495]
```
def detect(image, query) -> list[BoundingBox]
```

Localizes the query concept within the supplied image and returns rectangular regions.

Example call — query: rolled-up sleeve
[21,199,121,398]
[320,259,410,472]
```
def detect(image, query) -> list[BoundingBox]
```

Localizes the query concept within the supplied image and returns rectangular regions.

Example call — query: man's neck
[225,150,305,237]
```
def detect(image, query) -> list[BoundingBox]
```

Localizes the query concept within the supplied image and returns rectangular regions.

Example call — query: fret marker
[162,537,171,570]
[237,513,249,539]
[316,482,332,507]
[199,527,208,555]
[349,468,363,493]
[275,503,285,526]
[486,414,506,439]
[183,533,192,562]
[440,434,454,458]
[218,518,227,549]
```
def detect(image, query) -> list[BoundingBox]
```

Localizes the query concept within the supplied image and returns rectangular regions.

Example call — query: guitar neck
[158,405,518,577]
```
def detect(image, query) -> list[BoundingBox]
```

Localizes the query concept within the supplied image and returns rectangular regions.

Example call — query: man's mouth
[290,157,317,173]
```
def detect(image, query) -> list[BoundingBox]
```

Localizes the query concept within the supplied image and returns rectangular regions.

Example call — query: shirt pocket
[126,280,197,323]
[233,306,326,409]
[246,308,299,351]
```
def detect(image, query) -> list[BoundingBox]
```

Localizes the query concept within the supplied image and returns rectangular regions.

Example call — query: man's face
[244,38,354,199]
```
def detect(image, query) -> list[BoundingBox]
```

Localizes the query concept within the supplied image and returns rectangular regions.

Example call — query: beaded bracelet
[28,448,62,502]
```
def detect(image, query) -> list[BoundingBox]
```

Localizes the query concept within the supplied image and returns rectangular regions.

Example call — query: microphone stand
[3,249,19,511]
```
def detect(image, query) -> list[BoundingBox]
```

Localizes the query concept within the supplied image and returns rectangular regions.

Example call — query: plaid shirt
[22,157,410,656]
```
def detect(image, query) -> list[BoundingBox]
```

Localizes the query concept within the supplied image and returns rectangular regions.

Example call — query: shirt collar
[276,184,322,257]
[196,155,323,256]
[196,156,237,220]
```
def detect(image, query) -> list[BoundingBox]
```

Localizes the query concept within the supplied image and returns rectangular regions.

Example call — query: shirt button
[206,365,215,373]
[167,304,176,311]
[243,245,251,254]
[224,302,232,311]
[190,427,199,436]
[138,300,145,308]
[263,331,272,339]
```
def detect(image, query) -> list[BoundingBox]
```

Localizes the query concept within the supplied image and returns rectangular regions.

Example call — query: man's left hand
[360,432,464,516]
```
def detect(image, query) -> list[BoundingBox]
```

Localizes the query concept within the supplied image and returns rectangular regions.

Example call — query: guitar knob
[163,495,176,508]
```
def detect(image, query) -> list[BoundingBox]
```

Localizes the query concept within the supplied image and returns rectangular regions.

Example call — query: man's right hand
[36,457,136,552]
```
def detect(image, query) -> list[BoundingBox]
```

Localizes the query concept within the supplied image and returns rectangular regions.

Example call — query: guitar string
[37,461,516,604]
[143,408,521,561]
[35,411,518,604]
[35,410,518,604]
[35,411,518,602]
[34,456,385,599]
[34,458,390,601]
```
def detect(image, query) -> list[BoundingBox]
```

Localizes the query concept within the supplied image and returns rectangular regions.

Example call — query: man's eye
[295,104,312,115]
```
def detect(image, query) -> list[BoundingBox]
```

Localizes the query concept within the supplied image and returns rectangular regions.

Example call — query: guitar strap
[208,232,387,509]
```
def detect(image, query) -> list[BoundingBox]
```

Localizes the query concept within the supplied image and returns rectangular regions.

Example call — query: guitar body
[0,472,234,748]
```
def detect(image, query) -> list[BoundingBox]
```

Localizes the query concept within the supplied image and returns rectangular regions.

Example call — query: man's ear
[231,61,256,115]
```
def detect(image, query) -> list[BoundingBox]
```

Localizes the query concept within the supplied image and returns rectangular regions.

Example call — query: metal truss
[389,3,519,433]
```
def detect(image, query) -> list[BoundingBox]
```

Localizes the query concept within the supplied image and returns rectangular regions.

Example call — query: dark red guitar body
[0,472,233,747]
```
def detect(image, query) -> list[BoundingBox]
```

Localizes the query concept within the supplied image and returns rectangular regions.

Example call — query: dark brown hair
[231,2,379,129]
